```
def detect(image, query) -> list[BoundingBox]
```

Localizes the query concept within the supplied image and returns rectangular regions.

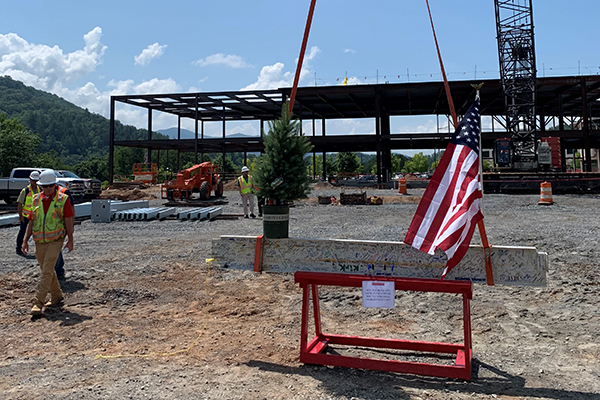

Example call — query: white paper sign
[362,281,395,308]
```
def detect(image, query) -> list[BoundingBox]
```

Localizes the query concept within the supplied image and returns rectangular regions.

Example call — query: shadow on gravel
[246,359,600,400]
[31,309,92,326]
[60,279,87,294]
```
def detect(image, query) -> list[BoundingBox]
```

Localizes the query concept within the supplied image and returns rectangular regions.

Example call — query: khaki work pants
[241,193,255,216]
[33,239,64,307]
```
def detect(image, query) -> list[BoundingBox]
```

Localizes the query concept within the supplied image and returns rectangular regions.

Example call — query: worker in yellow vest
[237,166,256,218]
[53,184,75,280]
[15,171,41,258]
[22,169,75,316]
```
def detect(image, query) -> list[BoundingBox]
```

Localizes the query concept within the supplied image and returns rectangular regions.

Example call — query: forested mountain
[157,127,253,139]
[0,75,165,165]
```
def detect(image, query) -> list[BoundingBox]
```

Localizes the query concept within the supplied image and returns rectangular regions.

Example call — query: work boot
[31,304,43,316]
[45,296,64,307]
[244,215,249,218]
[250,213,256,218]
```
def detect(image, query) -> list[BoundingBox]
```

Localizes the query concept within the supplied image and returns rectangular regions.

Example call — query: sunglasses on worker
[38,183,55,188]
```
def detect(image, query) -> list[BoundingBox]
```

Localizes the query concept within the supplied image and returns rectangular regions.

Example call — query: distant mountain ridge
[157,127,255,139]
[0,75,165,165]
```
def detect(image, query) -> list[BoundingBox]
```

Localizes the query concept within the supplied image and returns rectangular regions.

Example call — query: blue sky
[0,0,598,141]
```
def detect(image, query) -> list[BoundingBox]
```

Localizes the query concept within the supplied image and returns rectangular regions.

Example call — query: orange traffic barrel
[398,178,407,194]
[538,181,554,205]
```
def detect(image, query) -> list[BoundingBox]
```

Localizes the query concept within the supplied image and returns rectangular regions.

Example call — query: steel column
[195,95,199,164]
[375,90,382,183]
[147,108,152,164]
[581,78,592,171]
[177,116,181,171]
[109,97,115,184]
[321,119,326,180]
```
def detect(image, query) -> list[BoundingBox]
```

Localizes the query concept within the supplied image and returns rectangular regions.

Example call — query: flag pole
[426,0,494,285]
[471,83,494,286]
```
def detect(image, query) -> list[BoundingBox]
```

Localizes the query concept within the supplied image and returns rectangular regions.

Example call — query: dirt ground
[0,186,599,399]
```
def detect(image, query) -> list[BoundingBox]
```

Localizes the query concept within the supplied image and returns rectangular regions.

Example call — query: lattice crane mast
[494,0,538,170]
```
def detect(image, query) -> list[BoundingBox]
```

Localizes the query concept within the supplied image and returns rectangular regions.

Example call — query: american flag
[404,100,483,278]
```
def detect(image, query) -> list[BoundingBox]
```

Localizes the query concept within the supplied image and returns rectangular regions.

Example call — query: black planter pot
[262,204,289,239]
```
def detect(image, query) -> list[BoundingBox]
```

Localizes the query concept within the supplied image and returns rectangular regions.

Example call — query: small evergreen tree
[335,152,361,174]
[254,102,313,204]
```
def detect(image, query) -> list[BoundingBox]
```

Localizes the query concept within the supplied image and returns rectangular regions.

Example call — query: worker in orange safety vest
[22,169,75,316]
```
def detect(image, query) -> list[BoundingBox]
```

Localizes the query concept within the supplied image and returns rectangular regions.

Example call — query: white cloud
[344,48,356,54]
[242,62,293,91]
[134,42,167,66]
[0,29,188,130]
[0,27,106,91]
[51,77,181,129]
[242,46,320,91]
[194,53,251,68]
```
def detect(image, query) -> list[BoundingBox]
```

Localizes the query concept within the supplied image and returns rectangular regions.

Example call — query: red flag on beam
[404,100,483,278]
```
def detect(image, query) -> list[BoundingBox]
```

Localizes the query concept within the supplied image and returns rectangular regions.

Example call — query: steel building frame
[109,75,600,183]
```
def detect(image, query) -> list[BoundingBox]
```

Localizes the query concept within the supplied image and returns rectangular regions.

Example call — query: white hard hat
[29,171,40,181]
[241,166,249,172]
[38,169,57,185]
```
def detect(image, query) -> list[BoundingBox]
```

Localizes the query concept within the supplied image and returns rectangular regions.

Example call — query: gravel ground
[0,186,599,399]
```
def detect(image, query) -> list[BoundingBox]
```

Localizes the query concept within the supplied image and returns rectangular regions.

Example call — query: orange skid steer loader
[161,162,223,201]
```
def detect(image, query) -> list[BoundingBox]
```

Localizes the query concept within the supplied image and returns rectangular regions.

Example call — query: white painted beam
[212,236,548,287]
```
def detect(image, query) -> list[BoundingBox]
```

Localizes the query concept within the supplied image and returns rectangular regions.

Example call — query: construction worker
[237,166,256,218]
[22,169,74,316]
[54,184,75,280]
[16,171,41,258]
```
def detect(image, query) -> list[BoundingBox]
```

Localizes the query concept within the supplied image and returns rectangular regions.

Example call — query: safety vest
[31,190,68,243]
[238,175,253,195]
[21,184,40,218]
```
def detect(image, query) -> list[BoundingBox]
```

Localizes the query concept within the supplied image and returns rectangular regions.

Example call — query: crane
[494,0,538,170]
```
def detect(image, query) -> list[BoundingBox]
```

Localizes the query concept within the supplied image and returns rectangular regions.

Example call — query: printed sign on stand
[362,281,395,308]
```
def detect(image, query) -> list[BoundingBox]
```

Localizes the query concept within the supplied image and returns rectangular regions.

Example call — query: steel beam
[212,236,548,287]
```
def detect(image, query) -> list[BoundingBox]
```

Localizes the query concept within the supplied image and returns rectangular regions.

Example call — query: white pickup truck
[0,167,85,204]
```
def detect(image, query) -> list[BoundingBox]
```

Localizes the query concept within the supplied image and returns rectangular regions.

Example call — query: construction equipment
[161,162,223,201]
[494,0,538,170]
[132,163,158,184]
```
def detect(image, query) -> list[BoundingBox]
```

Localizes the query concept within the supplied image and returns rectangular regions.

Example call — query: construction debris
[340,192,367,205]
[317,196,332,204]
[367,196,383,205]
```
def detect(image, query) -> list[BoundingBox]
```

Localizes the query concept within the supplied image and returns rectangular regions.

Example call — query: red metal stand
[294,272,473,380]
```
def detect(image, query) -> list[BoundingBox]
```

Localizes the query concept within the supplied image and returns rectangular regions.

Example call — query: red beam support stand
[294,272,473,380]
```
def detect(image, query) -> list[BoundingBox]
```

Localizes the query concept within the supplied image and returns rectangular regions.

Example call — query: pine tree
[254,102,313,204]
